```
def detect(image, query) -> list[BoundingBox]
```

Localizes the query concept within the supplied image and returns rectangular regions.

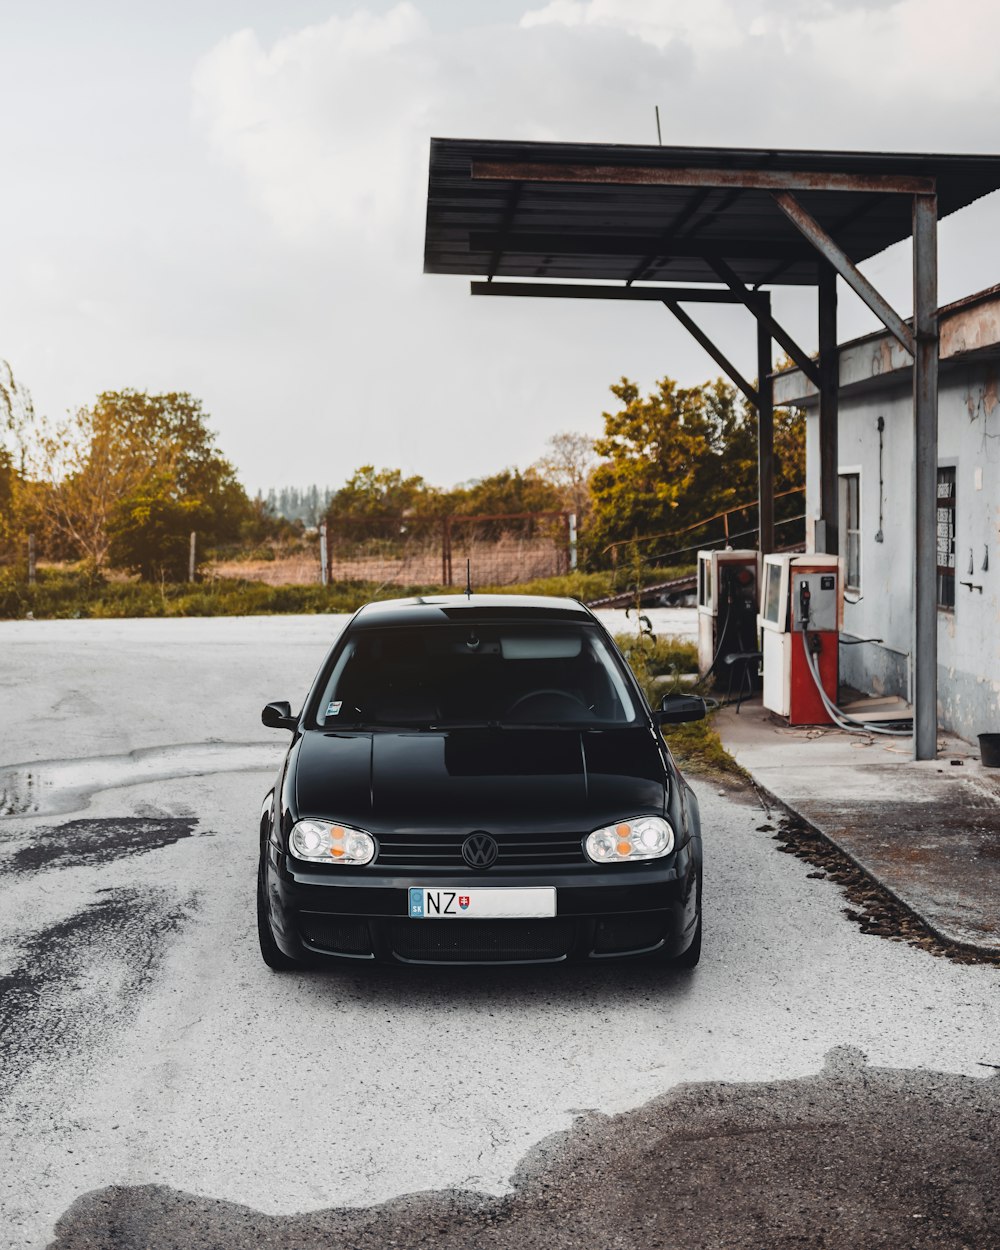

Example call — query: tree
[29,390,250,568]
[588,377,728,556]
[107,474,207,581]
[0,447,16,558]
[0,360,34,476]
[533,430,597,524]
[327,466,438,528]
[450,467,562,517]
[586,375,805,564]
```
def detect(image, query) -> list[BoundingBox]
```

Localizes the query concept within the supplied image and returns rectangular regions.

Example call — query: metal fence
[324,511,575,587]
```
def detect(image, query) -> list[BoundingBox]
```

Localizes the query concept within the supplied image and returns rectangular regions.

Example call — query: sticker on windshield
[325,701,343,717]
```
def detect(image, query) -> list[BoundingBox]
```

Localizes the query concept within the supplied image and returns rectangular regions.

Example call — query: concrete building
[774,285,1000,745]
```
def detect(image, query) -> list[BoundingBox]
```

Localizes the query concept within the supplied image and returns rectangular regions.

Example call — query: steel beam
[912,193,939,761]
[709,258,822,388]
[662,301,759,406]
[626,187,711,285]
[486,181,523,280]
[470,281,764,306]
[818,266,839,555]
[470,232,814,262]
[757,296,775,555]
[773,192,916,357]
[756,194,889,289]
[472,162,935,195]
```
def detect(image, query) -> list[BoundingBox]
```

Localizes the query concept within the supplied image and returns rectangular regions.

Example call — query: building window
[937,466,956,610]
[840,473,861,592]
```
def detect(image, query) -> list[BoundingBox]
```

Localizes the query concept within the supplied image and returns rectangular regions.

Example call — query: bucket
[979,733,1000,768]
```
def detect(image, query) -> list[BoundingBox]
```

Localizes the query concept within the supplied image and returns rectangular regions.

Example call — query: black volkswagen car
[258,595,704,970]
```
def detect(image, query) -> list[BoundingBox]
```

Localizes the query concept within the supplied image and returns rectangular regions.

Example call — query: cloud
[193,0,1000,255]
[181,0,1000,488]
[192,4,439,244]
[191,4,692,250]
[520,0,1000,107]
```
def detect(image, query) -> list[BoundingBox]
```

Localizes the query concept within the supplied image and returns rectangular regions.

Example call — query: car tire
[672,908,702,969]
[257,858,303,971]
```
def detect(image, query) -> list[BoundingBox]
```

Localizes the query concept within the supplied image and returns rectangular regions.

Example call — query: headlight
[289,819,376,865]
[585,816,674,864]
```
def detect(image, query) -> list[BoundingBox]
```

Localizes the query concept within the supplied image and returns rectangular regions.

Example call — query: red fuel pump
[760,554,842,725]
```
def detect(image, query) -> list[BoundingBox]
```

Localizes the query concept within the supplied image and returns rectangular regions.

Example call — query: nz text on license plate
[408,887,556,919]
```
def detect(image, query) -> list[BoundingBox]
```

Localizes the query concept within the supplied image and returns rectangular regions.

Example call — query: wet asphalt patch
[46,1049,1000,1250]
[0,886,195,1103]
[0,816,199,874]
[765,811,1000,967]
[0,742,277,818]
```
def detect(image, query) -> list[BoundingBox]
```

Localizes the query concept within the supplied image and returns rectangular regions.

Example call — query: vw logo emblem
[462,832,498,869]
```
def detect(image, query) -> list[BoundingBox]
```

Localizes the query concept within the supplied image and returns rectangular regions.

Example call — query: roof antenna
[465,559,473,599]
[654,105,662,146]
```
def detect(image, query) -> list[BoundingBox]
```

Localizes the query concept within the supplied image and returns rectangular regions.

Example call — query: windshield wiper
[495,721,591,730]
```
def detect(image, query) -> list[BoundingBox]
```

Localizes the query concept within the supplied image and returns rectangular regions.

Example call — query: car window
[313,623,639,728]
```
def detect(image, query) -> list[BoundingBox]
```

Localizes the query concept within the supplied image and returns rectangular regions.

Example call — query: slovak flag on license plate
[459,895,470,910]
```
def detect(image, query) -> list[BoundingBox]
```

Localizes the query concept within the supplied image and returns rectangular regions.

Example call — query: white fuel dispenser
[759,553,843,724]
[695,549,761,690]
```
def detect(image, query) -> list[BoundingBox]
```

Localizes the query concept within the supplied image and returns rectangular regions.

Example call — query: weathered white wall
[803,362,1000,744]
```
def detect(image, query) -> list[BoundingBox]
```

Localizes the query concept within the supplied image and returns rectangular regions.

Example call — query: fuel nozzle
[798,579,811,631]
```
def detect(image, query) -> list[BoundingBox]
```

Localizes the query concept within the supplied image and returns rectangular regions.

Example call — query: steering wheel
[505,688,590,716]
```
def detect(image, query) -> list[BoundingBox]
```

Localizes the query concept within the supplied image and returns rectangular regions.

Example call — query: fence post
[319,521,329,586]
[28,533,36,584]
[188,531,197,582]
[568,513,578,571]
[441,517,453,587]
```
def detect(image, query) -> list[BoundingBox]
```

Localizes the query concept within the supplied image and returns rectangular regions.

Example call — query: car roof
[349,594,596,629]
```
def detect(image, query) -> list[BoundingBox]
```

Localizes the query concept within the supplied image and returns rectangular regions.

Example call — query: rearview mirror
[655,694,707,725]
[262,700,297,731]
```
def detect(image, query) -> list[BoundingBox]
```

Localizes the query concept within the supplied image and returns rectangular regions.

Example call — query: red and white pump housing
[759,553,844,725]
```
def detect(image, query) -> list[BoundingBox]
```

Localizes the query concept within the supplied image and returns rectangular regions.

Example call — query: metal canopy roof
[424,138,1000,287]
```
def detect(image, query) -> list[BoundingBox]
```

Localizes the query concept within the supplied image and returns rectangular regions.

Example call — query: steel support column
[817,266,839,554]
[757,295,775,555]
[912,194,939,760]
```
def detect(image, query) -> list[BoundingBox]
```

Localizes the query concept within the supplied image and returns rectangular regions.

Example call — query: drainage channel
[0,742,283,819]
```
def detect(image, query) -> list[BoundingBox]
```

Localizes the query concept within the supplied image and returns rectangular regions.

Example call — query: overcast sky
[2,0,999,494]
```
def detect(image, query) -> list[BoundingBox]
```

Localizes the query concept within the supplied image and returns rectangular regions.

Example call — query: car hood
[293,727,667,833]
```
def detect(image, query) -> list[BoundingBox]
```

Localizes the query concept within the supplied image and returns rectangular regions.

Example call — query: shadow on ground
[48,1048,1000,1250]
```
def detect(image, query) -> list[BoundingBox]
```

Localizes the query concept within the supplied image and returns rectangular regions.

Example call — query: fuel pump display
[760,555,843,725]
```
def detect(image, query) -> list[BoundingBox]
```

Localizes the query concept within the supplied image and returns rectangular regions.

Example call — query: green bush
[0,563,699,621]
[613,629,743,779]
[613,631,698,705]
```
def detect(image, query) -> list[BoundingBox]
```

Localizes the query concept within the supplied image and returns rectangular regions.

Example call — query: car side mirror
[262,700,297,731]
[655,694,707,725]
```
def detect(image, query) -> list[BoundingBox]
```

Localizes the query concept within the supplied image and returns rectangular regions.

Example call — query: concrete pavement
[717,700,1000,955]
[2,615,999,1248]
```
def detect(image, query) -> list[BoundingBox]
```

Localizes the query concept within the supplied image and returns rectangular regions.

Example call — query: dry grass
[209,556,323,586]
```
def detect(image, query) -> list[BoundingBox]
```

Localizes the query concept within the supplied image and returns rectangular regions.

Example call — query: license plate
[408,887,556,919]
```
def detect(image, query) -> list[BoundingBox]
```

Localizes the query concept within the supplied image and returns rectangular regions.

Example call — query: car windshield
[313,623,640,728]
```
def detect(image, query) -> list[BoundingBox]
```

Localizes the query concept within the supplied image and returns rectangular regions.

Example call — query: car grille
[389,919,574,963]
[299,915,372,956]
[375,832,586,870]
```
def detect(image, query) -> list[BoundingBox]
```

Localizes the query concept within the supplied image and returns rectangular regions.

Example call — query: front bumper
[262,837,701,966]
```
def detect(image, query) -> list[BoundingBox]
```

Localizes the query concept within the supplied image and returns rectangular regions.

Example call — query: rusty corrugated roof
[424,138,1000,288]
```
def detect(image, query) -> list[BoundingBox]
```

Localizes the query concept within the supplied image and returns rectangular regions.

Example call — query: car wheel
[257,857,303,971]
[672,908,702,969]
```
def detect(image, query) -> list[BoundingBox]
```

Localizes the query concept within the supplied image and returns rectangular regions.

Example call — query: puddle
[0,742,282,819]
[0,816,200,874]
[44,1049,1000,1250]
